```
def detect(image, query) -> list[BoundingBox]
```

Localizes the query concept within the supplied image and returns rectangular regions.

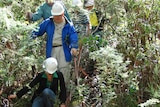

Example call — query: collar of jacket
[49,16,73,26]
[42,72,58,78]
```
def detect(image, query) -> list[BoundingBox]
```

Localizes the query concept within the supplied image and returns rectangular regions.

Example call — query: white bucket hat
[84,0,94,7]
[43,57,58,74]
[72,0,83,7]
[51,2,65,16]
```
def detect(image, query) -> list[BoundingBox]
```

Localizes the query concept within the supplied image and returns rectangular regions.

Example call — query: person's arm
[83,11,91,35]
[8,85,30,100]
[69,25,79,48]
[8,72,43,99]
[68,24,79,56]
[31,4,45,21]
[86,23,91,35]
[26,4,44,22]
[31,19,50,39]
[8,94,17,100]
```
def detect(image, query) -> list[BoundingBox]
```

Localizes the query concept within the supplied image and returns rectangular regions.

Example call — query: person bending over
[8,57,66,107]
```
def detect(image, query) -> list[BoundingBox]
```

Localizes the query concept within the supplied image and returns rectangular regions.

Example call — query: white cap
[72,0,83,7]
[84,0,94,7]
[43,57,58,74]
[51,2,65,15]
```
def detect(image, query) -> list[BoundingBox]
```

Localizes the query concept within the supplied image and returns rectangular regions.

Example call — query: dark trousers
[32,88,56,107]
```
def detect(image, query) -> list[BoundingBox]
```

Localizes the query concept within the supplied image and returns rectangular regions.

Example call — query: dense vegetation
[0,0,160,107]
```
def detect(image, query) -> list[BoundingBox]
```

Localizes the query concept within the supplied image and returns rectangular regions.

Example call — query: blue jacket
[32,17,78,62]
[31,2,71,22]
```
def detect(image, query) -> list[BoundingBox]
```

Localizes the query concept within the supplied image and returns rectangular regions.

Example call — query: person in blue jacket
[31,2,78,90]
[26,0,71,22]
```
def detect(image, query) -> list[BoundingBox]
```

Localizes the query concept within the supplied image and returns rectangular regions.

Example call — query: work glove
[30,31,37,40]
[30,27,40,39]
[30,34,37,40]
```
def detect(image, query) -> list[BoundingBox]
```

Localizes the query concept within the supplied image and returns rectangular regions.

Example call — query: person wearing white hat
[71,0,91,36]
[30,3,78,102]
[72,0,83,7]
[26,0,71,22]
[84,0,105,35]
[8,57,66,107]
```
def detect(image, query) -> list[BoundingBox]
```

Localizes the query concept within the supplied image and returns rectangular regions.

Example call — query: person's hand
[60,103,66,107]
[26,12,32,21]
[30,30,37,40]
[30,34,37,39]
[71,48,78,56]
[8,94,17,100]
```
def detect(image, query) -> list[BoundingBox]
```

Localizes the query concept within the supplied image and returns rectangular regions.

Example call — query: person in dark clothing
[8,57,66,107]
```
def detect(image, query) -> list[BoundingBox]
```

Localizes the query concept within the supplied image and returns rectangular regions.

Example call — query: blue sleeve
[69,25,78,49]
[31,19,49,38]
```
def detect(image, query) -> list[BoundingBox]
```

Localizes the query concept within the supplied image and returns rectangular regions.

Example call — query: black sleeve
[16,72,44,98]
[57,71,67,103]
[16,86,30,98]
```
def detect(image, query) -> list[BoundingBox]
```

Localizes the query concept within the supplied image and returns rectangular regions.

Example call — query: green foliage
[0,0,13,7]
[73,0,160,106]
[0,0,160,107]
[0,3,45,106]
[138,98,160,107]
[89,46,137,106]
[105,0,160,106]
[82,35,108,52]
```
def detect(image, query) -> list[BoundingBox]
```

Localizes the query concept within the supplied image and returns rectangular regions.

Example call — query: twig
[1,96,10,107]
[3,98,9,107]
[0,85,4,95]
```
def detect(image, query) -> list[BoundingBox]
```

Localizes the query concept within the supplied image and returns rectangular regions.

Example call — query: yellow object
[89,11,98,27]
[24,21,29,25]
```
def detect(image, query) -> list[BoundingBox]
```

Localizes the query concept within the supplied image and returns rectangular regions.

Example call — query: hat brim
[72,3,83,7]
[46,68,57,74]
[51,10,64,16]
[85,4,94,7]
